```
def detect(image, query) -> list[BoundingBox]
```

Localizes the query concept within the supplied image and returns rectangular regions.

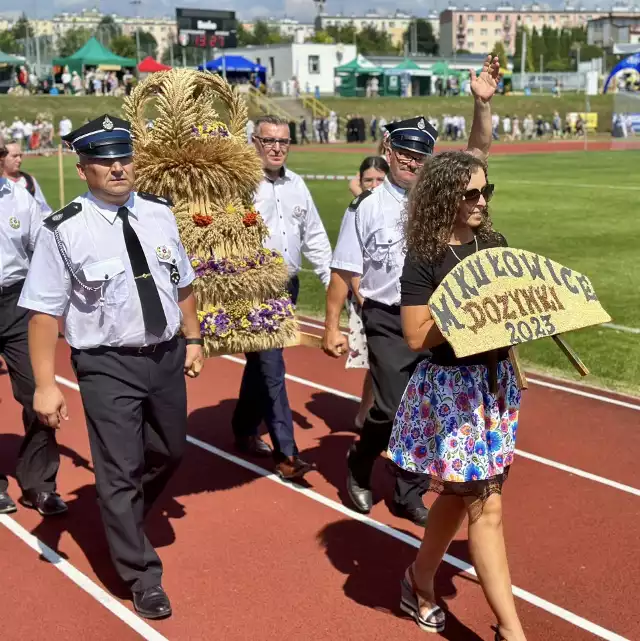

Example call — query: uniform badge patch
[156,245,172,260]
[418,118,426,130]
[9,216,20,229]
[293,205,307,218]
[103,116,114,131]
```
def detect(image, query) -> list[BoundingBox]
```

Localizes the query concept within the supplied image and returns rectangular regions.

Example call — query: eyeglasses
[463,184,495,203]
[255,136,291,149]
[393,148,427,167]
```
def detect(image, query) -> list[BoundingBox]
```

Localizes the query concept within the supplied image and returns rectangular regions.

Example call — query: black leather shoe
[0,492,17,514]
[234,436,273,458]
[133,585,172,620]
[391,502,429,526]
[21,491,68,517]
[346,448,372,513]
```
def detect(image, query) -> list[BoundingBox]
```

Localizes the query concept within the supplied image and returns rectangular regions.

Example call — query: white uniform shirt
[19,191,195,350]
[0,177,42,287]
[255,167,332,286]
[331,178,406,306]
[9,174,52,216]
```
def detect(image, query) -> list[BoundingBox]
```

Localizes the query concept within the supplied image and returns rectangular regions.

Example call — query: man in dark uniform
[18,115,204,619]
[323,56,499,524]
[0,142,66,517]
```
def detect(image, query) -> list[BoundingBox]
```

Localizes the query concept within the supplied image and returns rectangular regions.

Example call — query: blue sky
[0,0,616,22]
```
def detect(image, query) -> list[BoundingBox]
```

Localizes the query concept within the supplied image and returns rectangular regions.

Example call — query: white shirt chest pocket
[369,228,403,268]
[82,257,129,306]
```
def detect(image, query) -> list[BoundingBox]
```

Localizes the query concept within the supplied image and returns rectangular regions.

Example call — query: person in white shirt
[19,115,203,619]
[0,144,67,517]
[58,116,72,139]
[3,141,52,215]
[502,115,512,141]
[245,118,255,144]
[11,119,24,148]
[232,114,332,481]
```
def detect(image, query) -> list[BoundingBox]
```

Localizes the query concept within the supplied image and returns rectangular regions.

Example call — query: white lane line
[602,322,640,335]
[501,179,640,192]
[0,514,168,641]
[213,361,640,496]
[51,373,631,640]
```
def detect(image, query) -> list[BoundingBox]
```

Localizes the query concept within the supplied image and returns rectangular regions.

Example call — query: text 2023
[505,315,556,344]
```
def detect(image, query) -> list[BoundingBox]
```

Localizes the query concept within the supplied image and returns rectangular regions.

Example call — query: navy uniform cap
[384,116,438,156]
[62,114,133,159]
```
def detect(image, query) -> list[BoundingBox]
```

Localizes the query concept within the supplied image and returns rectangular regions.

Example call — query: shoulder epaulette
[348,190,373,211]
[138,191,173,207]
[43,202,82,230]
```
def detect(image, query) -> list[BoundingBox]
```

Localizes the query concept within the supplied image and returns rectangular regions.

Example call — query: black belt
[362,299,401,315]
[71,335,179,357]
[0,280,25,296]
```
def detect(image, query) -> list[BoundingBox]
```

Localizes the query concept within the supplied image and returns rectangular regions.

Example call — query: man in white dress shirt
[232,114,332,481]
[2,141,52,215]
[0,144,66,517]
[323,57,499,524]
[18,115,204,619]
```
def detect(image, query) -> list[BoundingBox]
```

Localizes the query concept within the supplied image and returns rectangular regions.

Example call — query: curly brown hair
[405,150,502,263]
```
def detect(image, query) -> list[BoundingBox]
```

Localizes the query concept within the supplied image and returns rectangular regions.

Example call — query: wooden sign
[428,248,611,359]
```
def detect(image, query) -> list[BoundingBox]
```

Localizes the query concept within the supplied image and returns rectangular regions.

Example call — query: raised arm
[466,55,500,160]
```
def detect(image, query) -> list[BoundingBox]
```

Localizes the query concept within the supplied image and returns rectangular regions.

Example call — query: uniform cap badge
[103,116,114,131]
[418,118,426,130]
[9,216,20,229]
[156,245,172,260]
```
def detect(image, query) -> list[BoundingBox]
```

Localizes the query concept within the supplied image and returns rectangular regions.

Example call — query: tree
[356,25,399,55]
[0,31,18,54]
[403,19,438,55]
[11,13,33,40]
[252,20,289,45]
[308,30,335,44]
[96,15,121,43]
[491,41,508,69]
[110,35,137,59]
[236,23,254,47]
[135,30,157,59]
[57,27,92,57]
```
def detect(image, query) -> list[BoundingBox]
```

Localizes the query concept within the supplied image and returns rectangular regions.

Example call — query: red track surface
[1,319,639,641]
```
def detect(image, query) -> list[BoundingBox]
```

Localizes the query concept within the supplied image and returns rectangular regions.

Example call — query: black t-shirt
[401,234,510,366]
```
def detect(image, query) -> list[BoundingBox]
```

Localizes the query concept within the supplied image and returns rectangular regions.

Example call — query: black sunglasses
[463,183,494,202]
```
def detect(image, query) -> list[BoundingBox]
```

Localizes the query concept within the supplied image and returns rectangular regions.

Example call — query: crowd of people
[0,55,531,639]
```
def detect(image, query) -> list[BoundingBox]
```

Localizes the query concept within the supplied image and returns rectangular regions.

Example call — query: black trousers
[350,301,430,507]
[71,338,187,592]
[0,283,60,495]
[232,277,299,460]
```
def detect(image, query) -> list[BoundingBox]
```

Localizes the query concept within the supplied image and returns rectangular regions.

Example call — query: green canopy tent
[0,51,23,65]
[383,58,432,96]
[335,54,384,97]
[53,37,136,75]
[0,50,23,93]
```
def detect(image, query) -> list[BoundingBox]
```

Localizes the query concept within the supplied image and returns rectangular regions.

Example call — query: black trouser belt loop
[0,279,25,296]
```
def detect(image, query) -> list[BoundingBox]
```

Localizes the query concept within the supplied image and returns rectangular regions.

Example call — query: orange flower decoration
[193,213,213,227]
[242,211,258,227]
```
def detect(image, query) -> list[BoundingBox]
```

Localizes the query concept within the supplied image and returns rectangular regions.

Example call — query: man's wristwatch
[185,338,204,346]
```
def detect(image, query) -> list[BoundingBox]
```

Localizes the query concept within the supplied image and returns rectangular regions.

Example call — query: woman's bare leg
[411,494,467,616]
[465,494,526,641]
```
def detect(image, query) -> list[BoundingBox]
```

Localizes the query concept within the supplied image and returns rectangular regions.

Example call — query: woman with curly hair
[389,150,525,641]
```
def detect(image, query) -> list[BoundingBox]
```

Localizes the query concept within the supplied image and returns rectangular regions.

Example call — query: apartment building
[315,10,440,47]
[587,13,640,51]
[439,3,640,56]
[241,18,316,42]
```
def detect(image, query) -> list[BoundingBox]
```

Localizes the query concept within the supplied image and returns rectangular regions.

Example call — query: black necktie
[117,206,168,337]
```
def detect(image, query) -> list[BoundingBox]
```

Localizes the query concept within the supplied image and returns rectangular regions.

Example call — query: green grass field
[1,92,615,133]
[22,148,640,395]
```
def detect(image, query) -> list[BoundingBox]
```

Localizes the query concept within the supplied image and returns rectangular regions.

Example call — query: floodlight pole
[131,0,142,63]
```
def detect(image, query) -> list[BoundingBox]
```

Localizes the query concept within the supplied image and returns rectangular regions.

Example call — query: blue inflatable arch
[603,53,640,93]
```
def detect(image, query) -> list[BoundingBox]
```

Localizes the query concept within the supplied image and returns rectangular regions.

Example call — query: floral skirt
[388,359,521,502]
[345,293,369,370]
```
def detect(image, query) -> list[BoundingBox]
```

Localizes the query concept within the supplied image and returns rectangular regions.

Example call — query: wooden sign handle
[552,334,590,377]
[509,346,528,390]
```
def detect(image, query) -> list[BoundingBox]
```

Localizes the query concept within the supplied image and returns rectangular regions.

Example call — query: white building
[227,43,357,94]
[242,18,316,41]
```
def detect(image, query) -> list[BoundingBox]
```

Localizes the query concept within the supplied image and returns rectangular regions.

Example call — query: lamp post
[130,0,142,63]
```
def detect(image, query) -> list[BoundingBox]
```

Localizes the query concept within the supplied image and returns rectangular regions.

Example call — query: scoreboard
[176,8,237,49]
